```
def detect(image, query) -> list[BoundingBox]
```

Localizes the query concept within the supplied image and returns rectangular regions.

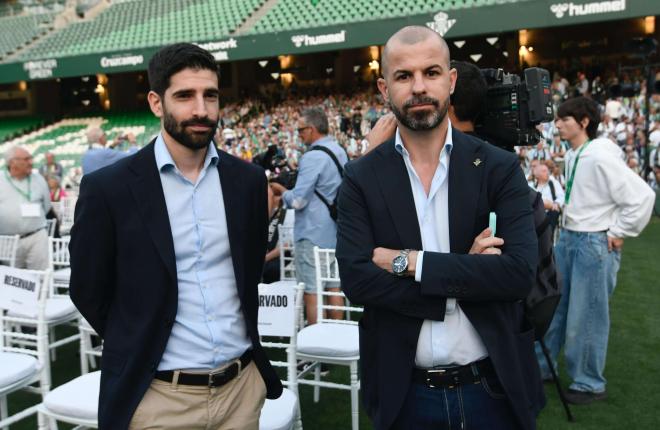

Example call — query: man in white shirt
[537,97,655,405]
[532,163,564,212]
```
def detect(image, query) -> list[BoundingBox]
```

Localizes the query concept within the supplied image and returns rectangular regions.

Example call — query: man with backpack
[270,106,348,324]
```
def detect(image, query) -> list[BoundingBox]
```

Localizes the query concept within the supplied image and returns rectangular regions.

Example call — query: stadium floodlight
[486,37,499,46]
[270,72,280,80]
[353,65,360,72]
[453,40,466,49]
[259,60,268,68]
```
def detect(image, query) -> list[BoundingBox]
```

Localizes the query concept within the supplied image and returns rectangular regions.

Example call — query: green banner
[0,0,655,84]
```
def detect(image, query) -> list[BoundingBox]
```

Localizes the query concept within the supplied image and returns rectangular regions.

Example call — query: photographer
[270,107,348,325]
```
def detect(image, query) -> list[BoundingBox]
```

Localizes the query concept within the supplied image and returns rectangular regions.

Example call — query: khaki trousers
[15,228,48,270]
[129,361,267,430]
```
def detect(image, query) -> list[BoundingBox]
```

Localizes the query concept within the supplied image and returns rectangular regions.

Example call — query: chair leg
[350,361,359,430]
[1,395,8,430]
[49,328,57,362]
[313,365,321,403]
[80,332,89,374]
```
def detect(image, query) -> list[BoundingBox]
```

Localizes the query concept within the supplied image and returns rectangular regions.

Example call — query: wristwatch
[392,249,411,276]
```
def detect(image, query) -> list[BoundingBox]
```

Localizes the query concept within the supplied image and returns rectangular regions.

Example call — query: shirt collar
[394,120,454,160]
[154,133,219,172]
[309,135,333,148]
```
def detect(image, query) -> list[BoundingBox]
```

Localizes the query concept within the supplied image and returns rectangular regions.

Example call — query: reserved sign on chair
[258,281,296,337]
[0,266,40,314]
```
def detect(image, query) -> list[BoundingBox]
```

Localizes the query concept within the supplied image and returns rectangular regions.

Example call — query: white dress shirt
[563,137,655,238]
[394,125,488,368]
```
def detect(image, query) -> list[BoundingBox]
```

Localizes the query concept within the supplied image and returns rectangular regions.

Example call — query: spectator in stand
[39,151,63,180]
[536,97,655,405]
[532,163,564,212]
[46,174,67,202]
[81,127,138,175]
[576,72,589,96]
[0,146,50,269]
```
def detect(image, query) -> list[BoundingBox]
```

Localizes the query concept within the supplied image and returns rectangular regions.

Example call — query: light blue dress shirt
[154,135,251,371]
[394,125,488,367]
[282,135,347,248]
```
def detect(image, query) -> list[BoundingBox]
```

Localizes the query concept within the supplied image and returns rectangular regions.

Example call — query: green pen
[489,212,497,237]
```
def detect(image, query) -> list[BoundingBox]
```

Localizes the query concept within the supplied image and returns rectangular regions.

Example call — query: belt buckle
[207,358,242,387]
[426,368,446,389]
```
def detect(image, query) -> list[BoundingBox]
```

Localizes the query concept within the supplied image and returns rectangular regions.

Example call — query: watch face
[392,255,407,274]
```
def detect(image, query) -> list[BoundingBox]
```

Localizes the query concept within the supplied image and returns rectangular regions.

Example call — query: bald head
[381,26,450,77]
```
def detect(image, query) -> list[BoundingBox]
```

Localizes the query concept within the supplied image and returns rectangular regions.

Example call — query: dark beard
[390,95,449,131]
[163,107,217,151]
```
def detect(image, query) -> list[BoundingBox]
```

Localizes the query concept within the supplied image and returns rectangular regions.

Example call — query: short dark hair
[450,60,487,123]
[557,96,600,139]
[301,107,329,135]
[148,43,219,96]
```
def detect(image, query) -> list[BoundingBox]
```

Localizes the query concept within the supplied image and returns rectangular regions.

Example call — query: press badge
[20,203,41,218]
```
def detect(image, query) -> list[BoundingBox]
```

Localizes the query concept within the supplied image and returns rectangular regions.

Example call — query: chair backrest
[48,236,70,271]
[313,246,362,325]
[278,224,296,281]
[59,196,77,234]
[0,234,19,267]
[79,318,102,374]
[46,219,57,237]
[258,281,304,390]
[0,268,51,364]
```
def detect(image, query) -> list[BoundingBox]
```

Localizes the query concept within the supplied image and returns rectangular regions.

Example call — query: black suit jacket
[336,130,545,430]
[69,142,283,430]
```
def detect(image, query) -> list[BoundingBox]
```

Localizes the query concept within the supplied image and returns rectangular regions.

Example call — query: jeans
[536,230,621,393]
[392,373,519,430]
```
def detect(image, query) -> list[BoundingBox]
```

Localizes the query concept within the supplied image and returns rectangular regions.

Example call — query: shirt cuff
[414,251,424,282]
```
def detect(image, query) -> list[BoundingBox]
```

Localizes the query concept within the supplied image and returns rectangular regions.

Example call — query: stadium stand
[0,117,46,143]
[0,112,159,185]
[0,13,55,60]
[248,0,533,34]
[14,0,265,61]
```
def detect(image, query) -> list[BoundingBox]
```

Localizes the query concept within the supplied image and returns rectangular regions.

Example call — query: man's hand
[364,113,397,154]
[269,182,287,196]
[469,228,504,255]
[372,247,419,277]
[372,247,399,273]
[607,236,624,252]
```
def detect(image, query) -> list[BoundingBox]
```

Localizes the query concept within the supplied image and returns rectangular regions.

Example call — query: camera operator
[270,107,348,325]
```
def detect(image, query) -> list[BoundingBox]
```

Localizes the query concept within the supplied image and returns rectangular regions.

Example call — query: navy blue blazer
[69,142,282,429]
[336,129,545,430]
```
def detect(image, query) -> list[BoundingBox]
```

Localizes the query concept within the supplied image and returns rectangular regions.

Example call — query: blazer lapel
[217,150,247,297]
[374,139,423,250]
[448,130,485,253]
[127,141,177,282]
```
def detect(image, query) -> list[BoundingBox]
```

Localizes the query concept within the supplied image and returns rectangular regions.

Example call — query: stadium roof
[0,0,655,84]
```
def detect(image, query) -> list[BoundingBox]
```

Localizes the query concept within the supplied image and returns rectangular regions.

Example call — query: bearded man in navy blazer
[336,27,545,430]
[69,43,282,430]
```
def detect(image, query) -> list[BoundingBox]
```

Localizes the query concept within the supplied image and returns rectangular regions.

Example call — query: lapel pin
[473,158,482,167]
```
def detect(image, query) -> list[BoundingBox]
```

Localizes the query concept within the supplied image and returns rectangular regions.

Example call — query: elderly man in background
[82,127,137,175]
[39,151,64,180]
[0,146,50,269]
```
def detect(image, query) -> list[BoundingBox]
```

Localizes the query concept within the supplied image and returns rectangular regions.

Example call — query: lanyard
[564,140,591,205]
[4,170,31,201]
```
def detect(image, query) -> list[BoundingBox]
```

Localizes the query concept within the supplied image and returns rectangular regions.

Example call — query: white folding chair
[45,219,57,238]
[48,236,71,292]
[278,224,296,281]
[296,247,361,430]
[6,251,80,362]
[0,235,19,267]
[58,196,77,235]
[38,319,101,429]
[258,281,304,430]
[0,267,52,429]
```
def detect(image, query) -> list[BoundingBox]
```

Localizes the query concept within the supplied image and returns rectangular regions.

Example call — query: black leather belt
[19,228,44,239]
[155,350,252,388]
[412,358,495,389]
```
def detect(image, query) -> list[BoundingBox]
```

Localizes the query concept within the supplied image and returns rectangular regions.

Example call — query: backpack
[527,189,562,341]
[309,146,344,221]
